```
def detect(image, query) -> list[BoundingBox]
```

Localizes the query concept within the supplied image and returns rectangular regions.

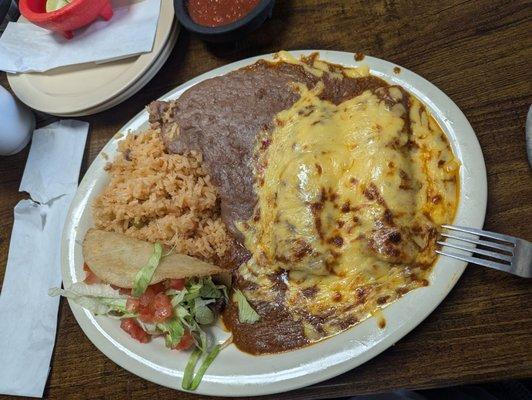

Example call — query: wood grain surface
[1,0,531,398]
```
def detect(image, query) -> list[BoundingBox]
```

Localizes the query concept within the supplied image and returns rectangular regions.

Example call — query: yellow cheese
[236,60,459,342]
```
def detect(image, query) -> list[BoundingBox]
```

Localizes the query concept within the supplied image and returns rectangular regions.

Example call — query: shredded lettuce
[233,289,260,324]
[184,281,202,302]
[170,279,222,327]
[137,320,160,335]
[157,318,185,348]
[49,282,125,299]
[52,269,230,392]
[192,298,215,325]
[183,277,225,302]
[182,348,202,390]
[192,326,208,353]
[167,283,215,352]
[132,243,163,297]
[183,344,221,391]
[168,288,188,307]
[190,344,221,390]
[49,283,131,316]
[175,305,190,320]
[164,277,228,390]
[199,278,223,299]
[99,298,134,318]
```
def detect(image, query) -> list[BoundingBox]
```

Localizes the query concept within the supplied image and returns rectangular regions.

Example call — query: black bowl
[174,0,275,43]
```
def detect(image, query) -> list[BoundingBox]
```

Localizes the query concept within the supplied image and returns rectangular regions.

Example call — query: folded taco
[82,229,224,289]
[50,229,230,388]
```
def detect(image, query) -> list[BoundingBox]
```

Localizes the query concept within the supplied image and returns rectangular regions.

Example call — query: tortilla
[83,229,223,288]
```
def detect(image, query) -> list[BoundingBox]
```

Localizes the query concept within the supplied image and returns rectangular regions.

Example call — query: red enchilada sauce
[187,0,261,27]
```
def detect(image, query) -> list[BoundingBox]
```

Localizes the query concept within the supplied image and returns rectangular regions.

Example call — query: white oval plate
[61,50,487,397]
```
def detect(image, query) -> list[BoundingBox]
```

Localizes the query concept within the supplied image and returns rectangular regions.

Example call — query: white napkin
[0,0,161,74]
[0,120,89,398]
[20,120,88,204]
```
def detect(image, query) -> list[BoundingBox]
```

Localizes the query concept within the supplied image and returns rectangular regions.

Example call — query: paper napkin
[0,0,161,73]
[0,120,89,397]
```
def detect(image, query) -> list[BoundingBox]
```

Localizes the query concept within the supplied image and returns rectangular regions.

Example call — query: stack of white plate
[7,1,177,117]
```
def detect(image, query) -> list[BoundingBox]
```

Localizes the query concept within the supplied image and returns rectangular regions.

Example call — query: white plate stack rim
[7,0,177,117]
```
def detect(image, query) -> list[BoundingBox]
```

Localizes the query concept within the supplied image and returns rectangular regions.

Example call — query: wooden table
[1,1,531,398]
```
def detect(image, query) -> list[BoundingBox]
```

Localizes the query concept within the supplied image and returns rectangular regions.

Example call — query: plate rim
[61,50,487,396]
[52,23,180,117]
[7,1,175,115]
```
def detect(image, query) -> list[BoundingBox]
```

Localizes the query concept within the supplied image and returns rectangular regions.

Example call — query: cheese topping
[236,61,459,342]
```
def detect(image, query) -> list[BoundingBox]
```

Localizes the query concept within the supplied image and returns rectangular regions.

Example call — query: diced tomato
[138,308,154,323]
[139,286,156,307]
[166,278,185,290]
[83,263,102,284]
[172,331,194,351]
[137,288,173,323]
[150,281,166,294]
[120,318,150,343]
[152,293,173,323]
[137,286,156,322]
[137,282,166,307]
[126,297,140,313]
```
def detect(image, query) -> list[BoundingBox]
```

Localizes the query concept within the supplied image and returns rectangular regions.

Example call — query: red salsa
[187,0,261,27]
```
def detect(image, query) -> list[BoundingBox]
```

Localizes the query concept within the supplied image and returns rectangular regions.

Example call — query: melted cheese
[236,59,459,343]
[276,50,370,78]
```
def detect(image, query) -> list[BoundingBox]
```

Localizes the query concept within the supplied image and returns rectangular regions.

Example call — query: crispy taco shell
[83,229,223,288]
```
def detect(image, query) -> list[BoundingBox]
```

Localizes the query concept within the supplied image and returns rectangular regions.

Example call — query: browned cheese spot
[332,292,343,302]
[363,183,386,205]
[383,209,394,224]
[261,138,271,150]
[328,235,344,247]
[431,194,442,204]
[396,287,409,296]
[293,240,313,261]
[355,287,367,303]
[310,201,325,240]
[341,201,351,213]
[301,285,319,299]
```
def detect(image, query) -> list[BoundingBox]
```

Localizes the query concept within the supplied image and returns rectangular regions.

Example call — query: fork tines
[436,224,531,278]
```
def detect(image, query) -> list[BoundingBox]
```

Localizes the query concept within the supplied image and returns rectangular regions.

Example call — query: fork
[436,225,532,278]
